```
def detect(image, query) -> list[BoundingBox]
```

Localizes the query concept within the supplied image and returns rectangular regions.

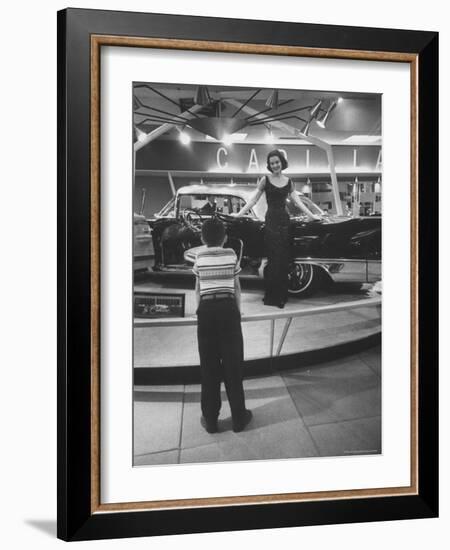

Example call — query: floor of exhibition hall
[133,345,381,465]
[133,275,382,466]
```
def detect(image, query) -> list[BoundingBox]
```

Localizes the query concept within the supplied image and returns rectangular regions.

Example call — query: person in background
[198,195,216,214]
[193,218,253,434]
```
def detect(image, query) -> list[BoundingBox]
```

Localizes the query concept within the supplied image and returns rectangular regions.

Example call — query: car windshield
[286,194,324,217]
[157,189,324,220]
[178,194,247,216]
[156,197,176,217]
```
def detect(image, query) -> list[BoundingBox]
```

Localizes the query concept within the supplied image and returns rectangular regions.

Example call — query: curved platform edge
[134,332,381,386]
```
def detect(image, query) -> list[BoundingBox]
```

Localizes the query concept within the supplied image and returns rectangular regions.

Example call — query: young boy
[193,218,252,434]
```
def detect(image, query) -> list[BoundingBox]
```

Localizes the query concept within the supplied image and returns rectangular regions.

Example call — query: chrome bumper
[291,258,381,284]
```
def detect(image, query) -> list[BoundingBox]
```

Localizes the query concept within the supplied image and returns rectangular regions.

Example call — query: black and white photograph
[0,0,444,546]
[132,82,382,466]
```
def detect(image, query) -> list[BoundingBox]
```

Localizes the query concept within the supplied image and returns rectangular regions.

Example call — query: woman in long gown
[235,150,319,308]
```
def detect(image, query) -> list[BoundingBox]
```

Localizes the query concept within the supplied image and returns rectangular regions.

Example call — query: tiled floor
[133,345,382,466]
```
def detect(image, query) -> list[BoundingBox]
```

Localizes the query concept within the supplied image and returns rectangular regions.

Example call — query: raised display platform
[134,274,381,384]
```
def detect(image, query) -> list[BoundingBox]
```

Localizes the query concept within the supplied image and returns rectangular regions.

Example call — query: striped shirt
[192,247,241,296]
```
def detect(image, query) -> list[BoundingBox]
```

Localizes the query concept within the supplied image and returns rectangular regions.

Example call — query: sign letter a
[248,148,259,171]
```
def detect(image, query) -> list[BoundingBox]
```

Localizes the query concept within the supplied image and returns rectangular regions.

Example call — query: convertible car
[147,184,381,296]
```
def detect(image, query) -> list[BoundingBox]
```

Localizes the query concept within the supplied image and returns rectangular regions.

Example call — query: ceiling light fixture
[177,127,191,145]
[134,126,147,142]
[265,89,279,109]
[188,116,247,141]
[309,100,322,117]
[299,119,312,136]
[205,133,247,142]
[316,99,338,129]
[194,86,211,106]
[222,134,234,146]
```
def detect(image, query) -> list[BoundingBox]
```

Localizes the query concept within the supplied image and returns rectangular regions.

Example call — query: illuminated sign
[136,142,381,173]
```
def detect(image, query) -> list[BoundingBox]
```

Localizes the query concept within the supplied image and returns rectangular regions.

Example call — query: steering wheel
[215,212,236,223]
[181,208,204,229]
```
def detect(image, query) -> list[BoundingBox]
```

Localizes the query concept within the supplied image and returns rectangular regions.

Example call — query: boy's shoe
[232,410,253,433]
[200,416,218,434]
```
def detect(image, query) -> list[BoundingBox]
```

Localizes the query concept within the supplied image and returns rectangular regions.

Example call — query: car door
[223,195,265,259]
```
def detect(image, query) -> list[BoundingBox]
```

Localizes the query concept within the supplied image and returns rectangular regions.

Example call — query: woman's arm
[235,177,265,217]
[290,190,321,220]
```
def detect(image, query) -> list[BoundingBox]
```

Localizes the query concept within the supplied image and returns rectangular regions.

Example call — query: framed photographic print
[57,8,438,541]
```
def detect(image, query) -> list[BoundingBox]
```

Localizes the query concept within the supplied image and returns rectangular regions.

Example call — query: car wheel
[287,262,320,297]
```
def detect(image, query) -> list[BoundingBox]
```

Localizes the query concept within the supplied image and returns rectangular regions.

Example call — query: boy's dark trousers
[197,297,246,424]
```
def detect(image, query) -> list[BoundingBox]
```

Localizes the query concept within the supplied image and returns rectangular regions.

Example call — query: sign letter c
[217,147,228,169]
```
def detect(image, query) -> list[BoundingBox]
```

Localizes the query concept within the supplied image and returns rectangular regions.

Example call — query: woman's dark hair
[266,149,288,172]
[201,217,227,247]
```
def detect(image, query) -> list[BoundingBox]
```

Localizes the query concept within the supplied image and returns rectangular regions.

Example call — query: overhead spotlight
[194,85,211,105]
[300,119,312,136]
[134,126,147,142]
[265,89,279,109]
[180,132,191,145]
[316,100,338,128]
[309,100,322,118]
[177,127,191,145]
[222,134,233,146]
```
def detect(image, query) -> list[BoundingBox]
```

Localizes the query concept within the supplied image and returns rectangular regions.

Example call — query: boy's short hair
[201,217,226,246]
